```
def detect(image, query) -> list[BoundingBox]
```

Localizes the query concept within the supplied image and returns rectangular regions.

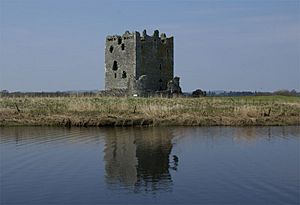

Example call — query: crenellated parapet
[106,30,172,44]
[140,29,172,43]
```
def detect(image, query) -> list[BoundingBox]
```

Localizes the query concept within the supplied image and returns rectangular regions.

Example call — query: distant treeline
[0,89,132,98]
[206,89,300,97]
[0,89,299,98]
[0,91,98,97]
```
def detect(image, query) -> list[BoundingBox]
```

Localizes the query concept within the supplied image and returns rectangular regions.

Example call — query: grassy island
[0,96,299,127]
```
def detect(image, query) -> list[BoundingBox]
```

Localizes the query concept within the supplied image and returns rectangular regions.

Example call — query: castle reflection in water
[103,127,178,193]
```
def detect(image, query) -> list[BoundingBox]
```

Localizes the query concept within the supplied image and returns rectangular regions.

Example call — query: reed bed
[0,96,299,126]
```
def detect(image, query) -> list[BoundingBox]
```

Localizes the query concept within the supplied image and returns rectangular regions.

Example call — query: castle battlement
[106,30,172,43]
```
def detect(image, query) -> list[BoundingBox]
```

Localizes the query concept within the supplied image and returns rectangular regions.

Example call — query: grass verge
[0,96,299,127]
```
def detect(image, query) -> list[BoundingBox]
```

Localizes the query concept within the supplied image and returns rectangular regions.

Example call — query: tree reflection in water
[103,127,178,193]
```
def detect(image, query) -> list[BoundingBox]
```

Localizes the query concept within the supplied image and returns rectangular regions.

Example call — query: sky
[0,0,299,92]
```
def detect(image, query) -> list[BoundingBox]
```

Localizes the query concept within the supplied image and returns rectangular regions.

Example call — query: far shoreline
[0,96,299,127]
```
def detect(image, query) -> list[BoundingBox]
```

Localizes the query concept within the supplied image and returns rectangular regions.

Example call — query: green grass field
[0,96,299,126]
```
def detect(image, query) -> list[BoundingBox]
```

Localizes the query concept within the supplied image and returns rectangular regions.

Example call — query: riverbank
[0,96,299,127]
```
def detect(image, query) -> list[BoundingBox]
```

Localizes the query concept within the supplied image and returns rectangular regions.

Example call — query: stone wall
[105,31,139,90]
[137,30,173,91]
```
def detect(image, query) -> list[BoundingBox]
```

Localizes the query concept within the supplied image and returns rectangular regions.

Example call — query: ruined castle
[105,30,181,96]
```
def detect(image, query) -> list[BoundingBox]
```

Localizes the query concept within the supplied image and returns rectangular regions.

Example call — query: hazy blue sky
[0,0,299,92]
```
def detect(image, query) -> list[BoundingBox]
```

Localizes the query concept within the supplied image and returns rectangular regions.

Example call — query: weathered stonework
[105,30,179,96]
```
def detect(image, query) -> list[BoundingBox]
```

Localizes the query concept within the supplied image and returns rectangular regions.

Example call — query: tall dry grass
[0,96,299,126]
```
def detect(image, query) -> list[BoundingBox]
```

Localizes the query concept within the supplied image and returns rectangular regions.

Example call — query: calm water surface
[0,126,299,204]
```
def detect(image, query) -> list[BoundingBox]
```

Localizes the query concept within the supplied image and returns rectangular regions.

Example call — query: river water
[0,126,299,204]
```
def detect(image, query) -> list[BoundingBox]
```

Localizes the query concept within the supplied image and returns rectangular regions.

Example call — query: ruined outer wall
[105,32,139,90]
[136,30,174,91]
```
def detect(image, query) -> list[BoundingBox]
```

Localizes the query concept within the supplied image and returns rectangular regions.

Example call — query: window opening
[121,44,125,50]
[112,61,118,71]
[109,46,114,53]
[114,73,117,78]
[122,71,127,78]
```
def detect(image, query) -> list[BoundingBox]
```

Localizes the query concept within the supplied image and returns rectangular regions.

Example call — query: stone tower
[105,30,174,95]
